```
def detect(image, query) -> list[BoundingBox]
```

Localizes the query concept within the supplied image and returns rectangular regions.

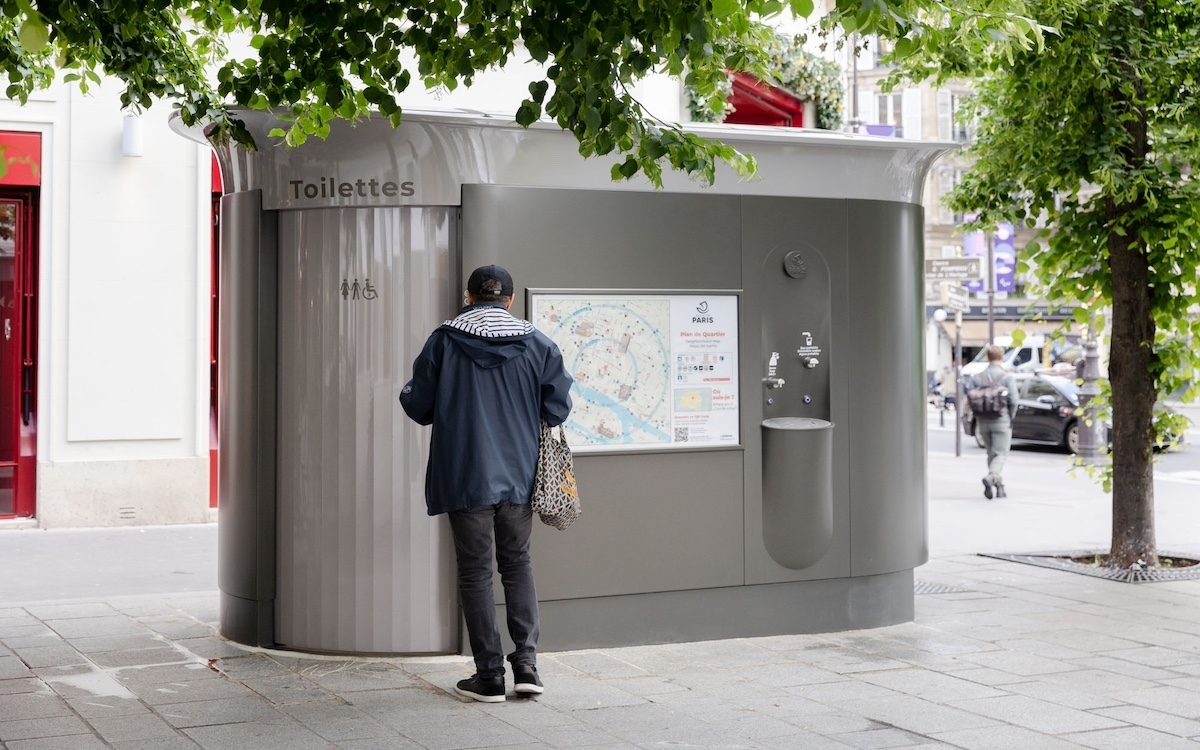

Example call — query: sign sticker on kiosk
[529,292,740,452]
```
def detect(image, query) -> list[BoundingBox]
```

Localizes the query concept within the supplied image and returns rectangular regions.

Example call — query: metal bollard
[1076,340,1105,464]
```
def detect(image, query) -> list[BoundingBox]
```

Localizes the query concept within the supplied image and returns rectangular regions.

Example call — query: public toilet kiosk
[172,109,950,656]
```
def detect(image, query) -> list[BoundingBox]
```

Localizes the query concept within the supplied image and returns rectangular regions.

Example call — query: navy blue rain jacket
[400,303,573,516]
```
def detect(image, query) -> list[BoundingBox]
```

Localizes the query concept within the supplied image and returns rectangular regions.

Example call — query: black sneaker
[996,484,1007,498]
[982,476,994,500]
[513,663,544,695]
[455,674,506,703]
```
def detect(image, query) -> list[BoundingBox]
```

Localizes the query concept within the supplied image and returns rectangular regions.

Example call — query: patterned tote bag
[531,421,582,530]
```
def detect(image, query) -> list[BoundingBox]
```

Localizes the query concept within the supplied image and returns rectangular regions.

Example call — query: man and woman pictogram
[340,278,378,300]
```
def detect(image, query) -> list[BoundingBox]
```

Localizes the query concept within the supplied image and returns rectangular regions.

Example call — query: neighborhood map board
[530,293,739,452]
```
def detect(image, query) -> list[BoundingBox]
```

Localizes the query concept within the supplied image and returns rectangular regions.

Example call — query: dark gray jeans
[447,501,539,678]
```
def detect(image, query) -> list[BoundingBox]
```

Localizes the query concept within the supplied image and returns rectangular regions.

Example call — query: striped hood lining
[443,305,534,338]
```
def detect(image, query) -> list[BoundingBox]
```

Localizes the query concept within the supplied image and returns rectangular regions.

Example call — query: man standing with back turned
[400,265,573,702]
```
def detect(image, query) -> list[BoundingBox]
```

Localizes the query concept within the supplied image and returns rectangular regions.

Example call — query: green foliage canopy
[943,0,1200,417]
[1,0,1045,186]
[925,0,1200,565]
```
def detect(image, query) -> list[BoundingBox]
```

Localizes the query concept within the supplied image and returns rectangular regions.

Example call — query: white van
[961,335,1047,377]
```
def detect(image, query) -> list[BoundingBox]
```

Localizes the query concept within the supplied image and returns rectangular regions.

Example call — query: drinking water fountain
[760,246,833,570]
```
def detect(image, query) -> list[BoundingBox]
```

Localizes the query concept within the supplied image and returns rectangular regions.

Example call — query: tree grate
[980,551,1200,583]
[913,581,971,595]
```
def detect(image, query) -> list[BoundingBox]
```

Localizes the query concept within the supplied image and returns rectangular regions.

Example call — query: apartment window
[936,168,967,225]
[872,37,894,67]
[951,94,972,142]
[937,91,974,143]
[877,92,903,136]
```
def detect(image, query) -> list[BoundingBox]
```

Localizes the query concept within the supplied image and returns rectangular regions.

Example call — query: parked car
[962,373,1184,453]
[962,373,1090,453]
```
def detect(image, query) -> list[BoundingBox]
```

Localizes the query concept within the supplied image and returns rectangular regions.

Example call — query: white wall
[926,320,953,375]
[395,52,684,124]
[1,79,212,527]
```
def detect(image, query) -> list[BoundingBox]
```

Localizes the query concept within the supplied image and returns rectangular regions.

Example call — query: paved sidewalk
[3,556,1200,749]
[3,432,1199,750]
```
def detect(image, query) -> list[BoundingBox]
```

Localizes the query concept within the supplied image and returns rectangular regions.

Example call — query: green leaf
[711,0,741,18]
[18,15,49,54]
[788,0,814,18]
[583,106,602,132]
[515,101,541,127]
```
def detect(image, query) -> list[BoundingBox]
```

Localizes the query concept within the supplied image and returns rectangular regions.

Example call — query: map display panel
[530,293,739,452]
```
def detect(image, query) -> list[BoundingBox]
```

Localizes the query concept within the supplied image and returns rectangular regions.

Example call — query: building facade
[1,81,216,527]
[840,36,1078,373]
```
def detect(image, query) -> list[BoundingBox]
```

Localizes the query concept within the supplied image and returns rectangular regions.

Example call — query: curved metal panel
[275,206,458,654]
[846,200,929,576]
[216,190,277,646]
[172,110,953,209]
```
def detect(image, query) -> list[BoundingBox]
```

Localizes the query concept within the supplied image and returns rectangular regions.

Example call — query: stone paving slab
[1,556,1199,748]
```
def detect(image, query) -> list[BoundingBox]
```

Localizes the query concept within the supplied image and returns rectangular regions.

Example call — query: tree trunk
[1106,217,1158,569]
[1106,0,1157,570]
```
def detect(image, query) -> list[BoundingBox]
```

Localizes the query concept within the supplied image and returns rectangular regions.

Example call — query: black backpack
[966,377,1009,419]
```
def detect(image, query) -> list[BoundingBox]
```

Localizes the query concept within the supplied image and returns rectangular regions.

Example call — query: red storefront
[724,71,808,128]
[0,131,40,519]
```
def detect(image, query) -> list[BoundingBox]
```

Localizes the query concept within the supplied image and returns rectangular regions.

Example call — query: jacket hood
[440,304,535,369]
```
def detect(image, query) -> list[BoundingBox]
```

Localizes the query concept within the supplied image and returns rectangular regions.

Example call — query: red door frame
[209,156,221,508]
[1,130,41,519]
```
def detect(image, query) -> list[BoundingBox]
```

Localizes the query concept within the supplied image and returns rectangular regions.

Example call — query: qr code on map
[674,427,689,443]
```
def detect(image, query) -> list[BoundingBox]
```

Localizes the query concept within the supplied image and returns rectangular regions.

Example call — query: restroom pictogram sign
[341,278,378,301]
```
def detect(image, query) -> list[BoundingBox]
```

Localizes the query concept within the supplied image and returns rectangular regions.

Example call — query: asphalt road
[926,404,1200,556]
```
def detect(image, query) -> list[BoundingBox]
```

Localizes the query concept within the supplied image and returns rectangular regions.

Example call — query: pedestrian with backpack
[966,345,1019,499]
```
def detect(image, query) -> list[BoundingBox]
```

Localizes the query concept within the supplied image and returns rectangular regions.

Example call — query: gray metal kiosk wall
[178,111,948,655]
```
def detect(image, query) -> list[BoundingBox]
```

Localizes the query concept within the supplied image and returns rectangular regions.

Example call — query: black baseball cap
[466,265,514,296]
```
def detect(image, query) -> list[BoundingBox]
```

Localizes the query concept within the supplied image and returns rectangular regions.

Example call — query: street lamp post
[954,310,962,457]
[986,231,995,345]
[934,307,962,457]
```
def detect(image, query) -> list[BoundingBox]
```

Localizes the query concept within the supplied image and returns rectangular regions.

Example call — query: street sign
[924,258,982,280]
[941,282,971,313]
